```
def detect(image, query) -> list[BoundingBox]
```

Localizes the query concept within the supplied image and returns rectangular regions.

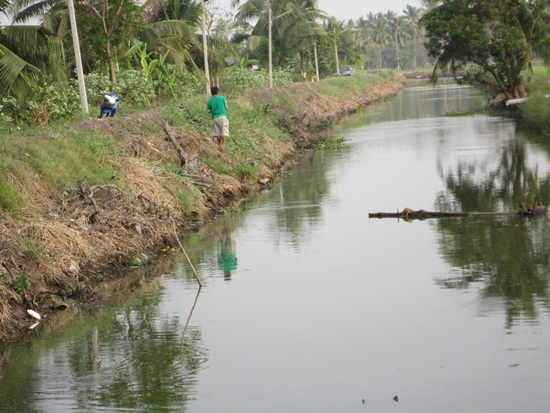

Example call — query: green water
[1,84,550,413]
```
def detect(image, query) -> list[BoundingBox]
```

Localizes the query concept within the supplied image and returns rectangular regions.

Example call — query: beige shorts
[212,116,229,137]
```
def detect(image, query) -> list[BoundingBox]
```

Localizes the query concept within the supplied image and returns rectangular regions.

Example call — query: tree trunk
[107,40,117,84]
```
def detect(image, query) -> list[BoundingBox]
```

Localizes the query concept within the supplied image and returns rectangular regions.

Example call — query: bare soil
[0,76,406,344]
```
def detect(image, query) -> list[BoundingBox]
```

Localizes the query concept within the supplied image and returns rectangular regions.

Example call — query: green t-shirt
[207,95,228,119]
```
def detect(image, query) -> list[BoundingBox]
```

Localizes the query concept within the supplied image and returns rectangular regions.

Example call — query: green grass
[520,64,550,139]
[23,134,119,191]
[0,127,121,216]
[0,172,26,215]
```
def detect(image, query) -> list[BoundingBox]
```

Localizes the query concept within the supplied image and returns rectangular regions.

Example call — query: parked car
[340,65,353,76]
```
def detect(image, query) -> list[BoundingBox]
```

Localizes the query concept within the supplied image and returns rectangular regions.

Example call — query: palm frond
[0,44,41,92]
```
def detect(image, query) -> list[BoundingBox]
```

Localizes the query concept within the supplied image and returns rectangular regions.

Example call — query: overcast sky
[219,0,423,20]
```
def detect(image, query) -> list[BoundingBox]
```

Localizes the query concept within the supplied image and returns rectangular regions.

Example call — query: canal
[1,84,550,413]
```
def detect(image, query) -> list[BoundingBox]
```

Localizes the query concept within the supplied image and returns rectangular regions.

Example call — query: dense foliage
[2,0,550,134]
[422,0,550,98]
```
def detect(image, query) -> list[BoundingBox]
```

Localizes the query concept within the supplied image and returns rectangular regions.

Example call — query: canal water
[1,84,550,413]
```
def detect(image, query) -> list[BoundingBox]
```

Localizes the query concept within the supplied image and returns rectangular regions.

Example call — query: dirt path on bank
[0,75,406,344]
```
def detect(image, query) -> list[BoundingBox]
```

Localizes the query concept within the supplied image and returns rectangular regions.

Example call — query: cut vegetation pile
[0,70,406,342]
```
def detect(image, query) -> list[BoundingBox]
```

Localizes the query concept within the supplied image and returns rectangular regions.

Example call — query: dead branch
[163,120,189,166]
[67,178,125,221]
[1,262,15,280]
[182,173,215,187]
[369,206,547,221]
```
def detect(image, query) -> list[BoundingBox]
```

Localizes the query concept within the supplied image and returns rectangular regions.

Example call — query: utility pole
[268,5,273,88]
[314,40,319,82]
[268,3,291,88]
[202,0,211,95]
[67,0,88,113]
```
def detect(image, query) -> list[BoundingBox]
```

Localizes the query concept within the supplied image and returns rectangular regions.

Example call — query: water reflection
[218,221,238,280]
[258,150,344,249]
[0,265,208,412]
[435,132,550,327]
[336,84,489,131]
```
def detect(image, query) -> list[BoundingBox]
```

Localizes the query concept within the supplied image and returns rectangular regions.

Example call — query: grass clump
[520,93,550,137]
[0,270,31,295]
[0,162,26,216]
[445,109,476,117]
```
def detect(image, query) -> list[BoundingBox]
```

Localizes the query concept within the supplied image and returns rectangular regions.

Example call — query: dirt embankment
[0,75,406,343]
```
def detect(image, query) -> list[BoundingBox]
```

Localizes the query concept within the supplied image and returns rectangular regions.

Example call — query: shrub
[85,71,156,109]
[0,82,80,126]
[0,270,31,294]
[222,68,294,94]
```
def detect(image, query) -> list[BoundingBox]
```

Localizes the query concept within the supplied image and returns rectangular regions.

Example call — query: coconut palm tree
[355,16,370,49]
[9,0,144,84]
[138,0,200,67]
[403,5,422,71]
[389,15,410,71]
[368,13,390,68]
[231,0,325,76]
[141,0,236,86]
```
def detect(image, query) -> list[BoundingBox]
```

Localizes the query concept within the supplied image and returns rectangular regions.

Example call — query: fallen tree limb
[163,120,189,166]
[182,173,215,187]
[368,206,547,221]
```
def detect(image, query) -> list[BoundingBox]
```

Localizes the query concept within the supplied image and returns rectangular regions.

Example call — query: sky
[219,0,423,21]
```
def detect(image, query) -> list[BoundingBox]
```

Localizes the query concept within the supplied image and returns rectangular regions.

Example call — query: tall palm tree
[9,0,143,84]
[368,12,390,68]
[403,5,421,71]
[355,16,370,49]
[138,0,201,67]
[390,15,410,71]
[231,0,325,75]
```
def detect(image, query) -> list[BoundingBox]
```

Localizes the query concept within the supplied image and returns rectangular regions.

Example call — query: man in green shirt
[206,86,229,146]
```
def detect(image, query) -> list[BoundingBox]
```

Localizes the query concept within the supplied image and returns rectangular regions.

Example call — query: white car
[340,65,353,76]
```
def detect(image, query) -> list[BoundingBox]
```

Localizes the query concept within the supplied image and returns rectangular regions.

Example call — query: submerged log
[368,207,547,221]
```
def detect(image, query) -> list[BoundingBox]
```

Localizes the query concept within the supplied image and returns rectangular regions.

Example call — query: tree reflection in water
[0,264,208,412]
[436,139,550,328]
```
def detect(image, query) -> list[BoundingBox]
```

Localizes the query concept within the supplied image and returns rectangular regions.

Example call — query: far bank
[0,70,407,343]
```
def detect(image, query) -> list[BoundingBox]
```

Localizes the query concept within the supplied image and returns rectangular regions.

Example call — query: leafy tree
[421,0,550,99]
[77,0,144,84]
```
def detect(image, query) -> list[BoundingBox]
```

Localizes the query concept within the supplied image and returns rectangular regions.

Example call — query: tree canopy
[421,0,550,99]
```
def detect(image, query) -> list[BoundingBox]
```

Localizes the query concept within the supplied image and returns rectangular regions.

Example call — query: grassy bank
[518,65,550,139]
[0,69,406,343]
